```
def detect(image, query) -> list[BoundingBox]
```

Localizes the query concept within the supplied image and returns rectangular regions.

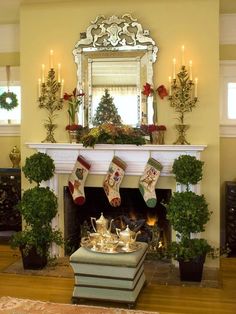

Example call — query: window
[0,86,21,124]
[227,83,236,119]
[0,66,20,136]
[220,61,236,137]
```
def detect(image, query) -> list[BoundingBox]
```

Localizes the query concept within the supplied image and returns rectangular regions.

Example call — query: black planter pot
[178,255,206,282]
[20,246,48,270]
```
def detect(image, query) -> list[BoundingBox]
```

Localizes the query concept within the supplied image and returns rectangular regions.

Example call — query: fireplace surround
[26,143,207,256]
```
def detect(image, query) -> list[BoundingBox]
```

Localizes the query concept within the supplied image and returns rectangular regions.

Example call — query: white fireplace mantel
[26,143,207,177]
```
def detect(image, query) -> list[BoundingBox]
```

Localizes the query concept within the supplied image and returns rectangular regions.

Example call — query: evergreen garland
[0,91,18,111]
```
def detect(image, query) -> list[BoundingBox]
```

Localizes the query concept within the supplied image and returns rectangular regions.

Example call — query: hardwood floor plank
[0,245,236,314]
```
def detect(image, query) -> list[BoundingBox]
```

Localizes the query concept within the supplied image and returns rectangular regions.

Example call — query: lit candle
[173,58,176,80]
[189,60,193,81]
[38,78,41,97]
[41,64,45,83]
[195,77,198,97]
[49,49,54,69]
[169,76,172,96]
[60,79,64,98]
[57,63,61,83]
[181,45,185,66]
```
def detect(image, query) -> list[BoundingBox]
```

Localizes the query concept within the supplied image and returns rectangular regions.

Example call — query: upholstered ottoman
[70,242,148,306]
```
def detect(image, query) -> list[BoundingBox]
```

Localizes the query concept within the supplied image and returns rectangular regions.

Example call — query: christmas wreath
[0,91,18,111]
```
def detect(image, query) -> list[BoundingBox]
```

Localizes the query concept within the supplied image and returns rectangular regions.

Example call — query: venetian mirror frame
[73,14,158,127]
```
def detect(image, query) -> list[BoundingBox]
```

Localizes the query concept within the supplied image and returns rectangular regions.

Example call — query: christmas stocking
[139,158,163,208]
[103,156,127,207]
[68,155,91,205]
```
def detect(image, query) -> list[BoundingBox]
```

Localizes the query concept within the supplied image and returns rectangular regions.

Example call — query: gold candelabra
[168,47,198,145]
[38,51,64,143]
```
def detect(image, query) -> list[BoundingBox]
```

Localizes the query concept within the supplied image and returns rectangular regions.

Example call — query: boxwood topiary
[172,155,204,188]
[11,152,63,264]
[22,152,55,185]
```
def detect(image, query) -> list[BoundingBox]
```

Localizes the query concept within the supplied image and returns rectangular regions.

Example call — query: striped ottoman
[70,242,148,306]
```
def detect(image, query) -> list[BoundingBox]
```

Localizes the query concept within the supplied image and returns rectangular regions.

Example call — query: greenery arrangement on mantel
[81,123,145,147]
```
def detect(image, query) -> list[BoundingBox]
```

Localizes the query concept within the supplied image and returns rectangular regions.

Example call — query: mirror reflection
[90,57,140,126]
[73,14,158,127]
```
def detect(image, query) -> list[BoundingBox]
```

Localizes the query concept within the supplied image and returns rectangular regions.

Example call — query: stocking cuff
[77,155,91,170]
[112,156,127,171]
[148,158,163,171]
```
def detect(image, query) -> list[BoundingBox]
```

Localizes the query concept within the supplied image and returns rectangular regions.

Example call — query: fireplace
[26,142,206,257]
[64,186,171,255]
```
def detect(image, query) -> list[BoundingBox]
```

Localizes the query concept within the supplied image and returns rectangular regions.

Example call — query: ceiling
[0,0,236,24]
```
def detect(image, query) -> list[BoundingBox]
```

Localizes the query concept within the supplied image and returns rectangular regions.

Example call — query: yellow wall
[0,52,20,66]
[0,136,20,168]
[20,0,220,264]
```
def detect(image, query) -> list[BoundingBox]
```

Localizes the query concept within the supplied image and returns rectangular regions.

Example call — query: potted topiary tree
[167,155,213,282]
[11,152,64,269]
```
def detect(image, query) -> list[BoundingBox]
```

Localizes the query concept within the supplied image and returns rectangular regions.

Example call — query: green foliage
[167,191,210,235]
[0,91,18,110]
[22,152,55,185]
[172,155,204,188]
[168,238,213,262]
[19,187,58,226]
[82,123,145,147]
[11,226,63,257]
[92,89,122,126]
[11,152,64,258]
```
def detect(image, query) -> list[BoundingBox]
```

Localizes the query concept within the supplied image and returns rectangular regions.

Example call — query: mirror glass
[73,14,158,127]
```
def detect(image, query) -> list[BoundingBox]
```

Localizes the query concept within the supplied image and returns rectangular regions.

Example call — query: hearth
[64,186,171,255]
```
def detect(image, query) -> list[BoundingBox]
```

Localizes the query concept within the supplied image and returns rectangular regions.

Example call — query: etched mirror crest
[73,14,158,127]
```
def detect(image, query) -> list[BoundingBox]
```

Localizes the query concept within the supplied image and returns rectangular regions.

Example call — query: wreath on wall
[0,91,18,111]
[0,65,19,111]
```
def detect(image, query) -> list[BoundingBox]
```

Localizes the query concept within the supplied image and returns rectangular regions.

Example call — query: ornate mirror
[73,14,158,127]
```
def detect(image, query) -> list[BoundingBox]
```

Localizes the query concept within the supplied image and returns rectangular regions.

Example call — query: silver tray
[81,239,142,254]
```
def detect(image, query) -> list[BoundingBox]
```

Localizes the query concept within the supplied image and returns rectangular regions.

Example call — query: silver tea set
[81,212,141,253]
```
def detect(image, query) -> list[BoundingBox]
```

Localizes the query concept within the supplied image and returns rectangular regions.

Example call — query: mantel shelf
[26,143,207,176]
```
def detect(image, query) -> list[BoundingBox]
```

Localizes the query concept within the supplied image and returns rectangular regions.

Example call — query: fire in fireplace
[64,187,171,256]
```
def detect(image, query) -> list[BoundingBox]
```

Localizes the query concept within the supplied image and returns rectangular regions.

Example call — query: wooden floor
[0,244,236,314]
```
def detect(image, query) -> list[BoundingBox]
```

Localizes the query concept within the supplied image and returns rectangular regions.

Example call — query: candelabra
[38,52,63,143]
[169,48,198,145]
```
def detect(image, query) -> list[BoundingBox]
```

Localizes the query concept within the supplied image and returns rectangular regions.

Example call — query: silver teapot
[116,225,140,250]
[91,212,113,235]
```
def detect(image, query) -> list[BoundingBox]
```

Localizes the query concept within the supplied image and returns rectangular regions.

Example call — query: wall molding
[220,124,236,137]
[0,124,20,136]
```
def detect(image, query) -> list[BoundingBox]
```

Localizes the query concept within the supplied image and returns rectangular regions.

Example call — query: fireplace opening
[64,186,171,256]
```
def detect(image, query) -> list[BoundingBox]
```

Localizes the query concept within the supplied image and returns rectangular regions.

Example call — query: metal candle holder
[169,65,198,145]
[38,68,63,143]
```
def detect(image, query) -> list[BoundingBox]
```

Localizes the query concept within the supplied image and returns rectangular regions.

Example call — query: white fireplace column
[26,143,207,257]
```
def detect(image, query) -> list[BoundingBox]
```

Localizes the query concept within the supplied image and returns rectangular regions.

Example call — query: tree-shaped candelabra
[169,65,198,145]
[38,67,63,143]
[93,89,122,126]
